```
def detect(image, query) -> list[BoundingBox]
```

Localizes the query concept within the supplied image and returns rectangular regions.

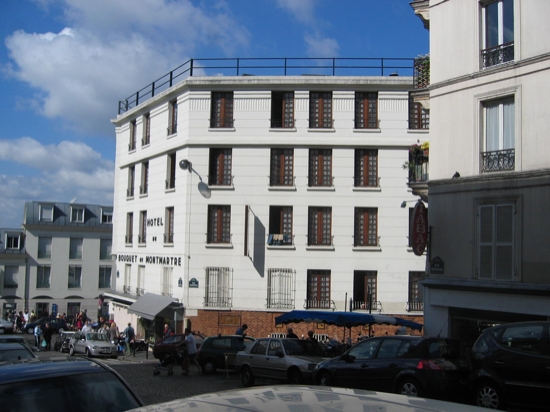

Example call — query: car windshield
[282,339,325,356]
[0,371,142,412]
[0,349,35,362]
[86,333,109,342]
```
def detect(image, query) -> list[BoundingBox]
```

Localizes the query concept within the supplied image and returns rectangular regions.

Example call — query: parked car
[235,337,328,386]
[197,335,255,374]
[0,342,37,362]
[152,331,205,361]
[0,357,144,411]
[0,318,14,334]
[470,321,550,410]
[313,336,471,402]
[0,335,25,344]
[24,317,68,334]
[125,385,489,412]
[54,331,76,353]
[69,331,118,358]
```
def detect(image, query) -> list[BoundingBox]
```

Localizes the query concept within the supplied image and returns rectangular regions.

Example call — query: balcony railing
[136,287,145,296]
[413,55,430,89]
[167,125,177,135]
[481,149,515,173]
[408,151,429,183]
[267,234,293,246]
[125,235,133,244]
[122,285,131,293]
[482,42,514,68]
[204,297,232,308]
[164,233,174,244]
[165,178,175,190]
[140,185,148,195]
[350,300,381,312]
[304,299,336,310]
[138,234,146,244]
[266,300,295,310]
[270,119,295,128]
[406,301,424,312]
[126,187,134,197]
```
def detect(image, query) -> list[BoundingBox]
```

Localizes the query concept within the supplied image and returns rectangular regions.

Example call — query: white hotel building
[110,61,428,337]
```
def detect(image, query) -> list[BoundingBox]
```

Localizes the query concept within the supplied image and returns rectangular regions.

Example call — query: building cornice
[421,277,550,297]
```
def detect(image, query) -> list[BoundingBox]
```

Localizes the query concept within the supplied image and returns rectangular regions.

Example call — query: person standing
[43,323,54,351]
[286,327,298,339]
[109,321,120,343]
[123,322,135,355]
[184,328,202,374]
[235,324,248,336]
[81,320,93,333]
[306,330,318,343]
[163,323,173,338]
[34,324,42,351]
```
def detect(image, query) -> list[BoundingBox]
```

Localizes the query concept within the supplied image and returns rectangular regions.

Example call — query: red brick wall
[186,310,424,343]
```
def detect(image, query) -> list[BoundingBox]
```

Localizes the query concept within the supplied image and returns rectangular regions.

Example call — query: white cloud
[275,0,317,24]
[5,0,250,137]
[0,137,114,227]
[304,33,339,57]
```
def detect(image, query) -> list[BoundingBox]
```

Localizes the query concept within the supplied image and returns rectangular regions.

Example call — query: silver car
[235,338,327,386]
[69,331,118,358]
[0,318,14,335]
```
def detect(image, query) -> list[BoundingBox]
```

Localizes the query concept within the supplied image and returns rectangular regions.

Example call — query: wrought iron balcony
[267,234,294,246]
[167,125,177,135]
[270,119,295,128]
[304,299,335,310]
[164,233,174,244]
[482,42,514,68]
[126,187,134,197]
[413,55,430,89]
[204,297,232,308]
[165,178,175,190]
[408,151,429,183]
[266,300,295,310]
[406,301,424,312]
[481,149,515,173]
[350,300,381,312]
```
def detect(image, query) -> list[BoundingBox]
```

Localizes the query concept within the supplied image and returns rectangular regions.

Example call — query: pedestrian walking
[235,324,248,336]
[123,322,135,355]
[43,323,54,351]
[184,328,202,374]
[34,324,42,351]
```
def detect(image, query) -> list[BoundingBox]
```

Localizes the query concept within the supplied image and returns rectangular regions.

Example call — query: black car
[197,335,255,374]
[471,321,550,410]
[24,317,69,334]
[0,342,37,362]
[313,336,471,401]
[0,358,144,411]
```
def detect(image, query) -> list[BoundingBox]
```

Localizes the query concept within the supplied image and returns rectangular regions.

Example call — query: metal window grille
[205,267,232,307]
[267,268,295,309]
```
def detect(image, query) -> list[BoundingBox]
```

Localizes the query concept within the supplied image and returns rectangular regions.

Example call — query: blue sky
[0,0,428,228]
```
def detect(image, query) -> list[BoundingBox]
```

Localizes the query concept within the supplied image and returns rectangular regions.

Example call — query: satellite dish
[69,197,78,204]
[198,182,211,199]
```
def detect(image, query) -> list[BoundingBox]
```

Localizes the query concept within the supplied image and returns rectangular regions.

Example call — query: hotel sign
[411,201,428,256]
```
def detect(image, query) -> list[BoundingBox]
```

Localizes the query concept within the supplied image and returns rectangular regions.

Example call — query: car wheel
[202,359,217,375]
[26,327,34,335]
[86,348,93,358]
[288,369,304,384]
[241,366,255,387]
[397,378,423,397]
[69,346,75,356]
[475,381,504,410]
[319,371,332,386]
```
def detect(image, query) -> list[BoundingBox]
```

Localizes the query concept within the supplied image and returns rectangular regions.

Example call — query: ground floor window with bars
[205,267,232,308]
[267,268,295,309]
[306,270,331,309]
[408,271,424,312]
[161,267,173,296]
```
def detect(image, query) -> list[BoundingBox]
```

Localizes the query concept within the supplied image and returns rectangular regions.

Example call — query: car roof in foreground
[0,358,109,383]
[126,385,488,412]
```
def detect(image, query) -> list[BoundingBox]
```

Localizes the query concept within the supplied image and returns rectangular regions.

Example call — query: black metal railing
[304,299,335,310]
[270,119,295,128]
[136,287,145,296]
[481,149,515,173]
[406,301,424,312]
[164,233,174,244]
[204,297,232,308]
[141,136,150,146]
[481,42,514,68]
[350,300,380,311]
[139,185,147,195]
[118,57,416,114]
[408,151,429,183]
[138,234,146,244]
[266,234,294,246]
[126,187,134,197]
[125,235,133,244]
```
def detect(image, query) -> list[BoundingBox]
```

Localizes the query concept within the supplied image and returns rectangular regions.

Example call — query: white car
[69,331,118,358]
[0,319,14,335]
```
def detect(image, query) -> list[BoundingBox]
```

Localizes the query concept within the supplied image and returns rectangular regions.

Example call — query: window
[355,92,378,128]
[140,161,149,195]
[481,97,515,172]
[129,120,137,151]
[166,153,176,190]
[68,265,82,288]
[161,267,173,296]
[353,271,377,311]
[268,206,293,245]
[37,265,51,288]
[267,268,295,309]
[36,303,49,318]
[355,149,378,187]
[71,207,84,223]
[101,209,113,223]
[168,100,178,135]
[100,238,112,260]
[98,266,112,289]
[500,325,543,355]
[40,205,53,221]
[270,149,294,186]
[210,92,234,128]
[271,92,294,128]
[3,266,18,288]
[208,149,232,186]
[306,270,331,309]
[69,238,83,260]
[309,92,332,128]
[139,211,147,244]
[205,266,232,307]
[354,208,378,247]
[409,96,430,129]
[308,207,332,246]
[6,234,20,249]
[127,166,135,197]
[124,264,131,293]
[38,237,52,259]
[67,302,80,318]
[126,212,133,244]
[165,207,174,244]
[137,265,145,295]
[207,205,231,244]
[408,271,424,311]
[478,203,514,280]
[309,149,332,187]
[142,113,151,145]
[482,0,514,68]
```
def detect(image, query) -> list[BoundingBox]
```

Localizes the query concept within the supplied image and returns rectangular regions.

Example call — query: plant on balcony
[404,142,429,182]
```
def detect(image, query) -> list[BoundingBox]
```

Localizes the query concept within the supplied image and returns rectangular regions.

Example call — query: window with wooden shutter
[354,208,378,246]
[209,149,232,186]
[211,92,234,128]
[309,92,332,128]
[308,207,332,246]
[208,205,231,244]
[271,92,294,128]
[309,149,332,187]
[307,270,331,309]
[270,149,294,186]
[355,92,378,129]
[354,149,378,187]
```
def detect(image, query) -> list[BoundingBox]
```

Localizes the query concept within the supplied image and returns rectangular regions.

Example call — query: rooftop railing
[118,57,416,114]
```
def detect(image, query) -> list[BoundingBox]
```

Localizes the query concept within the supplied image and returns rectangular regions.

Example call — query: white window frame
[101,209,113,223]
[267,268,295,309]
[5,233,20,250]
[69,238,83,260]
[483,96,515,152]
[40,205,54,222]
[137,265,145,295]
[161,267,173,296]
[123,264,131,293]
[205,267,232,308]
[71,206,85,223]
[37,237,52,259]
